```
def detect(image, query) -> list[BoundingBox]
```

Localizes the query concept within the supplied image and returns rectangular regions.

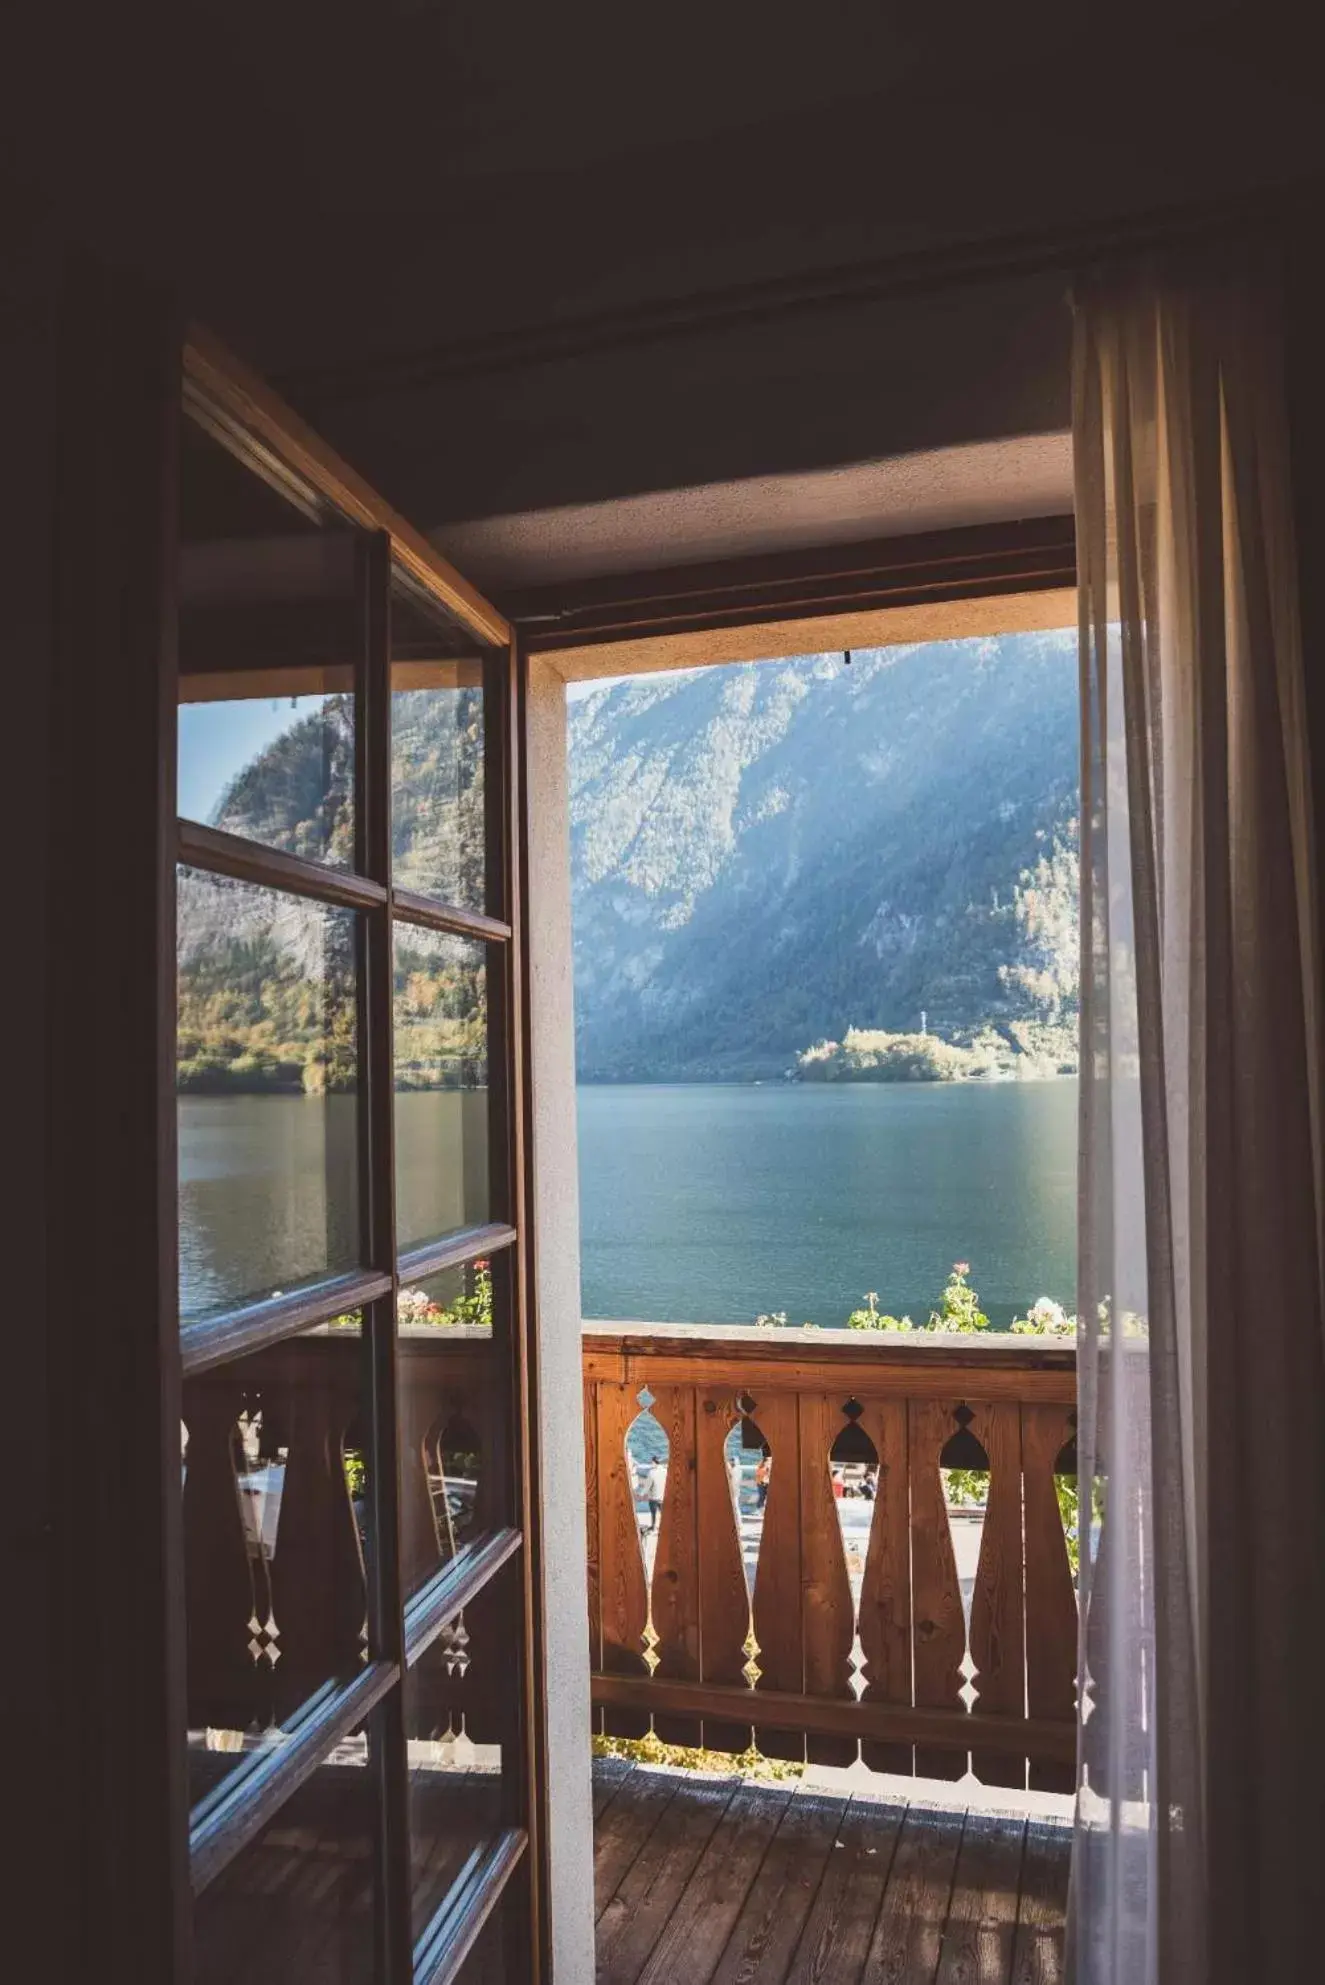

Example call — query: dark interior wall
[4,2,1323,529]
[7,241,191,1979]
[3,221,59,1983]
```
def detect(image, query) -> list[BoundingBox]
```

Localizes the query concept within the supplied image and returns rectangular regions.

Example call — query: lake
[576,1080,1077,1328]
[179,1079,1076,1327]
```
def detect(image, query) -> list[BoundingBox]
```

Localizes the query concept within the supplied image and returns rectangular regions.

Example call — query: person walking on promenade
[644,1458,668,1533]
[754,1453,771,1510]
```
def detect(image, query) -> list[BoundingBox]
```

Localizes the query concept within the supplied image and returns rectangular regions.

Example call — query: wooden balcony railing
[182,1327,511,1764]
[181,1320,1079,1801]
[583,1322,1078,1791]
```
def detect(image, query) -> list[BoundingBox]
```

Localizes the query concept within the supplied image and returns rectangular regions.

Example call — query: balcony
[584,1320,1076,1983]
[184,1318,1075,1978]
[591,1755,1070,1985]
[584,1322,1077,1785]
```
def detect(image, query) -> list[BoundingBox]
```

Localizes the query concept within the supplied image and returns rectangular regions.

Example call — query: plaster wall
[524,658,597,1981]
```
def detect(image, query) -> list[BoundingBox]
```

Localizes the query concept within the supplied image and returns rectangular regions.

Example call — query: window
[175,339,537,1984]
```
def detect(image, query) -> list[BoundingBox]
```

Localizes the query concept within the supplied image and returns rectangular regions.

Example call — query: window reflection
[394,926,491,1249]
[406,1563,516,1943]
[177,866,360,1323]
[179,685,354,866]
[392,575,488,912]
[182,1316,370,1812]
[452,1907,513,1985]
[398,1264,505,1597]
[178,415,358,867]
[193,1724,377,1985]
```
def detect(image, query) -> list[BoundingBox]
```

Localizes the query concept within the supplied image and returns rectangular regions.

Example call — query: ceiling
[6,1,1321,550]
[433,433,1074,592]
[11,1,1317,359]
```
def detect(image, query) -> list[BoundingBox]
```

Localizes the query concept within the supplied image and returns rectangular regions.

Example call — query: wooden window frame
[508,514,1076,651]
[171,328,547,1984]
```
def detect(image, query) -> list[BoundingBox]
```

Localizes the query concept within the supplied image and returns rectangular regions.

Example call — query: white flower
[399,1287,440,1322]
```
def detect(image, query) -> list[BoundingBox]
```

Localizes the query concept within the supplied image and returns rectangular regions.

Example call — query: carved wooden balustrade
[583,1322,1078,1790]
[182,1326,509,1758]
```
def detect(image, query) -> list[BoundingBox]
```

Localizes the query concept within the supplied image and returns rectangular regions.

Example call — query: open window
[173,333,542,1985]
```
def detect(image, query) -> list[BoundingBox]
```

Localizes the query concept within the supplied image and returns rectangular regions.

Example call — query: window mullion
[356,528,412,1984]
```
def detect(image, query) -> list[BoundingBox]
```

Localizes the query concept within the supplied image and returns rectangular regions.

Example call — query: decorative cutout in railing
[183,1328,509,1791]
[583,1323,1079,1790]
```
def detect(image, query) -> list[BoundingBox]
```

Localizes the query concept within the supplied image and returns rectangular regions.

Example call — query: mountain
[568,632,1079,1081]
[177,686,487,1094]
[178,632,1080,1089]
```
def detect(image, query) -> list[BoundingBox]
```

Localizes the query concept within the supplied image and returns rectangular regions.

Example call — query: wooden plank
[410,1771,486,1935]
[593,1768,682,1920]
[967,1402,1027,1789]
[267,1359,365,1720]
[1009,1821,1071,1985]
[595,1776,739,1982]
[909,1401,968,1780]
[933,1811,1026,1985]
[399,1372,446,1598]
[589,1675,1075,1763]
[183,1373,267,1731]
[1020,1407,1078,1794]
[634,1782,794,1985]
[581,1339,1075,1408]
[798,1393,857,1767]
[596,1381,651,1738]
[585,1380,604,1679]
[580,1359,1076,1410]
[860,1802,968,1984]
[707,1789,850,1985]
[592,1757,636,1821]
[696,1387,754,1754]
[857,1397,913,1775]
[784,1796,905,1985]
[650,1383,703,1745]
[581,1323,1076,1368]
[748,1394,805,1762]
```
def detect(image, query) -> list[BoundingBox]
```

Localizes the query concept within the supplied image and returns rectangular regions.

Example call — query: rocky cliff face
[568,631,1079,1080]
[182,630,1080,1084]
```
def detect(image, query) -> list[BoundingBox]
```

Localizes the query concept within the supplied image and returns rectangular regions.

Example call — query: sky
[178,696,320,824]
[565,666,703,704]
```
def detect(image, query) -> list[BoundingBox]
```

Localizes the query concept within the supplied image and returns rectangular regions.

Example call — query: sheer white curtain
[1073,258,1325,1984]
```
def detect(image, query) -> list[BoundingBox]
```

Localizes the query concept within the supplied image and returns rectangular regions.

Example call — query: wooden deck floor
[592,1758,1070,1985]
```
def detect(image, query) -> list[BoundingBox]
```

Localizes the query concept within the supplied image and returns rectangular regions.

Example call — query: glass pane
[453,1903,514,1983]
[178,414,358,868]
[193,1723,377,1985]
[407,1562,517,1944]
[392,575,488,912]
[397,1263,506,1598]
[178,866,360,1323]
[182,1316,372,1809]
[394,925,491,1249]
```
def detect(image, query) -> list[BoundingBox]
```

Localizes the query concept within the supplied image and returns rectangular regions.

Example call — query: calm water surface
[576,1080,1077,1328]
[179,1080,1076,1327]
[179,1089,486,1320]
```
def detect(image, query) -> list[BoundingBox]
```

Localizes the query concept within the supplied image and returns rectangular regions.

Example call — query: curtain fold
[1072,258,1325,1984]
